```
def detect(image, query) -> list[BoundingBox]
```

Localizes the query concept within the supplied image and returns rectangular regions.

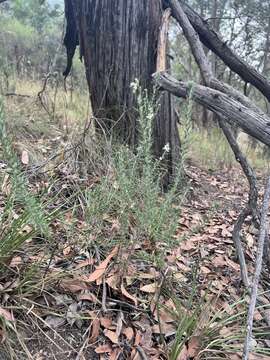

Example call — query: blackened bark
[63,0,79,78]
[67,0,180,185]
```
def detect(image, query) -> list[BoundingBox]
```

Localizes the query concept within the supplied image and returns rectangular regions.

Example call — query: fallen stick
[242,175,270,360]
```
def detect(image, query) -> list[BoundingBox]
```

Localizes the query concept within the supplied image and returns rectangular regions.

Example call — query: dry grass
[185,127,270,172]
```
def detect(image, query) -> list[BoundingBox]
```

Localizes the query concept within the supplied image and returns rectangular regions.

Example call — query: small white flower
[163,143,170,153]
[130,78,140,93]
[146,110,154,121]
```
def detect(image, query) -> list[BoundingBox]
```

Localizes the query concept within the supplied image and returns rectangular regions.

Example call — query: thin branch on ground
[218,120,259,287]
[94,245,107,313]
[136,345,149,360]
[4,92,31,98]
[243,175,270,360]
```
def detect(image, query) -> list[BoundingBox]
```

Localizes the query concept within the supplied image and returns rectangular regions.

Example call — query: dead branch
[243,175,270,360]
[4,92,31,98]
[154,72,270,148]
[37,73,53,117]
[168,0,270,101]
[163,0,260,287]
[136,346,149,360]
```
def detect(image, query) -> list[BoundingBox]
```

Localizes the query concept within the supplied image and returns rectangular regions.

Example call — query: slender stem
[242,175,270,360]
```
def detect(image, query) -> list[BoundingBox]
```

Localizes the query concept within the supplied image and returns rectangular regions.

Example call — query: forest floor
[1,163,270,359]
[1,92,270,360]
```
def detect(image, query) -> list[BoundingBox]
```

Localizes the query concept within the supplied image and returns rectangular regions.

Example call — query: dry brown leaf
[187,336,201,357]
[77,293,101,305]
[75,258,95,269]
[121,283,138,306]
[21,150,29,165]
[9,256,23,268]
[226,257,240,271]
[134,330,142,346]
[63,246,71,256]
[60,279,89,293]
[82,246,119,283]
[100,317,113,329]
[123,327,134,341]
[109,348,121,360]
[95,344,112,354]
[201,266,211,274]
[180,241,194,251]
[152,323,175,337]
[212,255,226,268]
[0,307,14,322]
[154,308,175,323]
[138,273,157,280]
[104,329,119,344]
[106,274,120,290]
[89,318,100,343]
[249,354,270,360]
[130,349,139,360]
[246,234,255,248]
[140,283,157,294]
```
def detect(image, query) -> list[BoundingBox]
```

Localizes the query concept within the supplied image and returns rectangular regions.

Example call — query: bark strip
[156,8,171,72]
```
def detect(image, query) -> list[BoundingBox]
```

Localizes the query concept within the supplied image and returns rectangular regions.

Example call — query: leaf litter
[1,161,270,359]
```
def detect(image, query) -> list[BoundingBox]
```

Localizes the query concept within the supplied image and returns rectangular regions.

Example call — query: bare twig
[94,245,107,313]
[136,345,149,360]
[4,92,31,98]
[219,120,259,287]
[37,74,52,115]
[242,175,270,360]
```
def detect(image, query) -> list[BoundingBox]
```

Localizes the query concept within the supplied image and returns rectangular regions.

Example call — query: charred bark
[65,0,180,185]
[63,0,79,78]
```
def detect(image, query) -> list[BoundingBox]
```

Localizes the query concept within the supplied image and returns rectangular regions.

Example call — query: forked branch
[167,0,270,101]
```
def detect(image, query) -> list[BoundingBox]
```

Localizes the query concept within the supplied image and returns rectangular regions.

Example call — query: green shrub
[0,100,52,263]
[82,81,185,264]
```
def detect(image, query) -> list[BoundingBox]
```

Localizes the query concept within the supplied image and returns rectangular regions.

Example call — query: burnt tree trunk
[65,0,180,185]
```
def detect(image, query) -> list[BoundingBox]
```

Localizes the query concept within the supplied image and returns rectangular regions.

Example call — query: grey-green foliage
[0,100,50,260]
[84,81,185,263]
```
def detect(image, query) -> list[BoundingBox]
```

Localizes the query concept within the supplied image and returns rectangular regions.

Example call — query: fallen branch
[168,0,270,101]
[4,92,31,98]
[153,72,270,148]
[242,175,270,360]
